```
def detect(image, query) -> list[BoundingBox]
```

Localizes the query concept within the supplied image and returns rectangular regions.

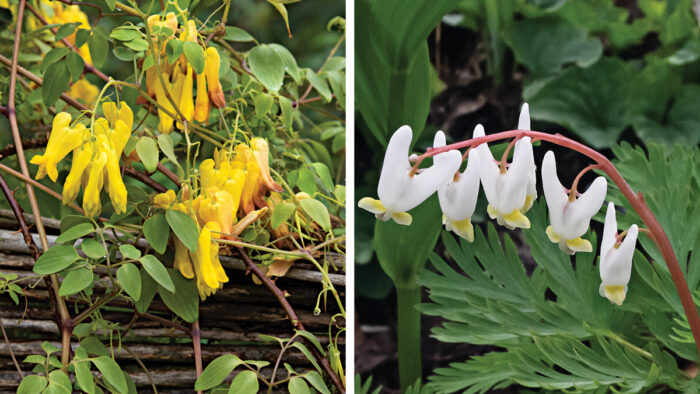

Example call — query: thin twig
[192,320,203,394]
[0,138,48,160]
[122,166,168,193]
[139,313,191,335]
[0,318,23,378]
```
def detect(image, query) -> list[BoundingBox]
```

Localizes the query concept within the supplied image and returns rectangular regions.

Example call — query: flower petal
[518,103,530,130]
[358,197,386,215]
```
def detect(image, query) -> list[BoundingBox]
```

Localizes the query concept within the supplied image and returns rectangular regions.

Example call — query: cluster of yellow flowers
[143,13,226,134]
[153,138,282,299]
[30,102,133,217]
[40,0,92,64]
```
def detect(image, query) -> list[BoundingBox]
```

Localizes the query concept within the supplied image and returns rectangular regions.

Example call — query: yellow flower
[179,65,195,124]
[30,112,86,181]
[104,146,128,214]
[192,222,229,300]
[174,237,195,279]
[82,151,107,217]
[68,79,99,104]
[251,137,283,194]
[197,188,234,236]
[222,168,245,219]
[195,70,209,123]
[233,145,261,214]
[153,189,177,209]
[154,73,176,134]
[62,145,92,205]
[204,47,226,108]
[42,1,92,64]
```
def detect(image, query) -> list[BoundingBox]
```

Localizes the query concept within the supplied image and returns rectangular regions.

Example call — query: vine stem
[417,128,700,359]
[5,0,73,366]
[192,320,203,394]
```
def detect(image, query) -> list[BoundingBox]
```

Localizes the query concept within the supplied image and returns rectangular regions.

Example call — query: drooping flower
[30,112,86,181]
[517,103,537,213]
[434,130,480,241]
[474,124,535,229]
[359,126,461,225]
[251,137,283,195]
[542,151,607,254]
[599,202,638,305]
[205,47,226,108]
[32,102,133,217]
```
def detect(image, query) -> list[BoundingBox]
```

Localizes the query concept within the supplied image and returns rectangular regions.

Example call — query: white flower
[542,151,607,254]
[518,103,538,213]
[474,121,535,229]
[599,202,638,305]
[434,129,480,241]
[359,126,461,225]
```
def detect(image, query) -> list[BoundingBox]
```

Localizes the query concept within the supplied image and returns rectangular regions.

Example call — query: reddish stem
[192,320,203,394]
[420,129,700,359]
[569,164,601,202]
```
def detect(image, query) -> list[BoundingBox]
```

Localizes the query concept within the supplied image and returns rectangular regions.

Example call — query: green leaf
[42,341,60,354]
[43,60,70,107]
[269,43,301,83]
[305,69,332,102]
[224,26,255,42]
[92,356,127,394]
[528,57,632,148]
[303,371,330,394]
[119,244,141,260]
[136,137,159,173]
[74,359,95,393]
[66,51,85,83]
[248,44,285,92]
[375,195,441,285]
[296,168,316,195]
[166,209,199,252]
[504,16,602,76]
[140,255,175,293]
[23,355,46,364]
[279,95,293,131]
[271,202,296,228]
[166,39,184,65]
[183,41,206,74]
[158,269,198,322]
[34,245,81,275]
[109,27,141,41]
[18,375,48,394]
[48,370,72,392]
[327,70,345,108]
[41,47,70,72]
[254,92,275,118]
[58,267,93,296]
[288,376,311,394]
[117,263,141,301]
[88,28,108,68]
[157,133,181,169]
[123,38,149,52]
[135,268,157,314]
[55,23,77,42]
[228,370,259,394]
[144,213,170,254]
[195,354,243,390]
[291,342,322,375]
[309,162,334,191]
[56,222,94,243]
[299,199,331,231]
[81,238,107,259]
[75,29,91,47]
[356,0,461,146]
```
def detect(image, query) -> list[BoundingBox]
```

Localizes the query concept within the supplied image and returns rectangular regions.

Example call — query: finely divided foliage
[419,144,700,392]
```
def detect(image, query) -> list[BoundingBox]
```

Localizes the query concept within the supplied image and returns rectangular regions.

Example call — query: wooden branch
[121,166,168,193]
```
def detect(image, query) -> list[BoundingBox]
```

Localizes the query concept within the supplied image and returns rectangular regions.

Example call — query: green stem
[396,283,422,392]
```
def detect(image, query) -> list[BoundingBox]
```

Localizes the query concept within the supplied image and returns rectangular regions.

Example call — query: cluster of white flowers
[359,104,639,305]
